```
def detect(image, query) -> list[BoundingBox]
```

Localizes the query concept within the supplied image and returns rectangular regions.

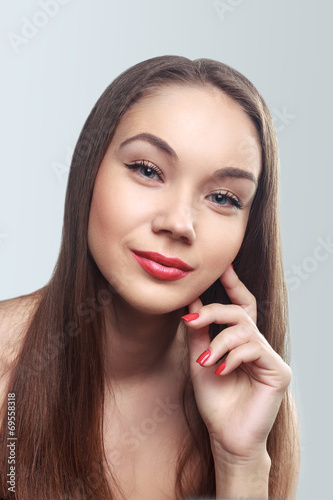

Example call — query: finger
[220,265,257,324]
[184,297,211,363]
[215,341,292,390]
[182,302,256,331]
[183,301,255,372]
[188,297,203,314]
[215,340,266,376]
[196,323,270,368]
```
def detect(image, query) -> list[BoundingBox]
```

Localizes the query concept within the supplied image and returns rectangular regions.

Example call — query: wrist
[215,459,271,499]
[211,441,271,499]
[210,435,270,468]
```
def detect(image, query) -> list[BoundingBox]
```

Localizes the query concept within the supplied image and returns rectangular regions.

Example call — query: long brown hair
[0,55,299,499]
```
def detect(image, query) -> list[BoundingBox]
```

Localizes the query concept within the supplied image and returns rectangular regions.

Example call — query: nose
[151,194,196,244]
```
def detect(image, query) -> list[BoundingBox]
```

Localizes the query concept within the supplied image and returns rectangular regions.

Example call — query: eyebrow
[211,167,258,186]
[119,132,258,186]
[119,133,179,160]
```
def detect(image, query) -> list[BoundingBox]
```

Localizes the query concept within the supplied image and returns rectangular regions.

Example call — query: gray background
[1,1,332,498]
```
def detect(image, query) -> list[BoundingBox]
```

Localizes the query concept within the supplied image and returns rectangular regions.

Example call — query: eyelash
[125,160,163,181]
[124,160,244,210]
[208,191,244,210]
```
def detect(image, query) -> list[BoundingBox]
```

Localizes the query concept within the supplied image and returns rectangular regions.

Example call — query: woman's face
[87,85,262,314]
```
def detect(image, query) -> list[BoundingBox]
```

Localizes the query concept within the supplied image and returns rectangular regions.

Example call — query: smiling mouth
[130,250,194,281]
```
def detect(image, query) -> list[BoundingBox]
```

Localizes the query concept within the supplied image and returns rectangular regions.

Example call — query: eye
[124,160,163,181]
[207,191,243,210]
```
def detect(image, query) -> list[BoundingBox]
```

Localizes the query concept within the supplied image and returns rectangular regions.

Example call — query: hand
[183,264,292,463]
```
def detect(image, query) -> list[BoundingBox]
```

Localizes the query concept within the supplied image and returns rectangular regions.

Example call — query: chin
[113,293,187,316]
[110,281,212,317]
[102,267,222,316]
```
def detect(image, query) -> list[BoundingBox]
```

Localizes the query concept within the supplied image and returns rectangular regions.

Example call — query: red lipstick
[131,250,194,281]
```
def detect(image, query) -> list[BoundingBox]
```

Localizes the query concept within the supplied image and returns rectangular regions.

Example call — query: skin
[87,85,292,498]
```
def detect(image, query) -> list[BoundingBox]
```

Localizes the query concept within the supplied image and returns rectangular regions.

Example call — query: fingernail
[181,313,200,322]
[196,349,211,366]
[231,263,234,269]
[215,361,227,375]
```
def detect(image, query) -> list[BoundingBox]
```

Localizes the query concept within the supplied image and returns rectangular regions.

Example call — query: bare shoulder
[0,291,43,418]
[0,290,43,372]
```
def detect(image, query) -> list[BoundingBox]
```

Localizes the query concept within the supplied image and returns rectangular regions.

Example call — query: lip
[130,250,194,281]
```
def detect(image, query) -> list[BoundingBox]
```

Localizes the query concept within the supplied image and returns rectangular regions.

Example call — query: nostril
[151,204,196,243]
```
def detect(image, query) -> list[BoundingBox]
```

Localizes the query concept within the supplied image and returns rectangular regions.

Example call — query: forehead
[111,85,262,177]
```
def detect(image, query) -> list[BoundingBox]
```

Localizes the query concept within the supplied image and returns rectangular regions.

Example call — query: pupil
[216,194,226,204]
[145,168,153,176]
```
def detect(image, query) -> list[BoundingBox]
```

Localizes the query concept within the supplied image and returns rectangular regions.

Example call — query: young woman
[0,55,300,499]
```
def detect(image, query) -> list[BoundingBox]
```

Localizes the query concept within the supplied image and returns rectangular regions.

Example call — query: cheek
[90,172,154,235]
[87,198,133,294]
[87,177,152,265]
[201,224,246,278]
[87,180,120,264]
[88,177,127,245]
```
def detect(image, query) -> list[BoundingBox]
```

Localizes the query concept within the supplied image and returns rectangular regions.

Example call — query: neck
[103,294,188,384]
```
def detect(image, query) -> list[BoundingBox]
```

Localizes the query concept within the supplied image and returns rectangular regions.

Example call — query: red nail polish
[231,263,234,269]
[181,313,200,322]
[196,349,211,366]
[215,361,227,375]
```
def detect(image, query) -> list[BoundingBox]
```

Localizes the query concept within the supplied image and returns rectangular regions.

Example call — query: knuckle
[232,304,249,320]
[238,322,253,340]
[243,303,257,323]
[214,331,234,352]
[203,303,220,315]
[284,364,293,382]
[252,339,263,350]
[225,337,235,352]
[241,304,255,319]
